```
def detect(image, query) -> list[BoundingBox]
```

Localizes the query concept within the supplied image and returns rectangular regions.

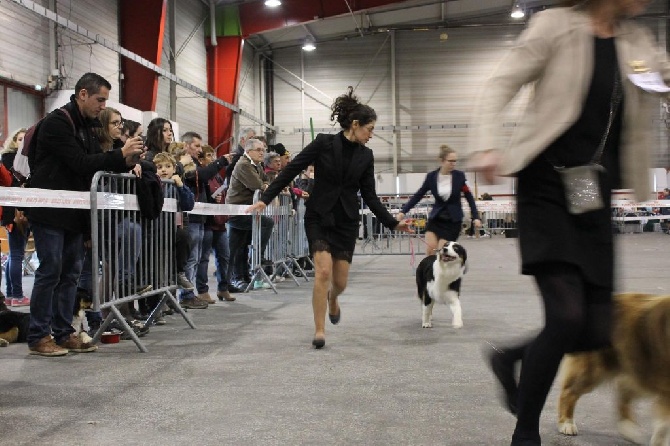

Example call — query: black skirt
[425,214,463,242]
[304,207,359,263]
[516,155,613,288]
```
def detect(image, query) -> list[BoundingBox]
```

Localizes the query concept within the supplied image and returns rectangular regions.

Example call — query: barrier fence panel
[90,172,194,353]
[354,196,670,256]
[357,200,431,256]
[287,198,313,280]
[249,191,303,293]
[267,194,303,287]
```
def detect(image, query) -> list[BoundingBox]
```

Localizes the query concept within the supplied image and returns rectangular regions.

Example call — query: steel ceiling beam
[238,0,410,37]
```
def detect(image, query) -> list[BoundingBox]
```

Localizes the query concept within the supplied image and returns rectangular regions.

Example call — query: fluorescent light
[302,39,316,51]
[510,5,525,19]
[264,0,281,7]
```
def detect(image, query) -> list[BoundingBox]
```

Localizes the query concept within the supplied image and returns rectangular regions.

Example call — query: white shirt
[437,173,452,201]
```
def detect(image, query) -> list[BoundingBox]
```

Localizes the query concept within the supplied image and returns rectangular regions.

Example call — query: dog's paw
[618,419,645,445]
[558,419,578,436]
[422,322,432,328]
[452,319,463,329]
[0,338,8,347]
[79,332,94,345]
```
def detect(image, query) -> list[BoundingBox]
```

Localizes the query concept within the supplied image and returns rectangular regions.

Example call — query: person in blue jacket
[397,145,481,255]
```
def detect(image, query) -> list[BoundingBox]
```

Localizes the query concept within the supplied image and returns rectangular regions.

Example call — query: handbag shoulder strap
[591,67,623,165]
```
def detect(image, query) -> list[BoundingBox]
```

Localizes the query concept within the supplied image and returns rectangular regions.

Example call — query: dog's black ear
[454,244,467,261]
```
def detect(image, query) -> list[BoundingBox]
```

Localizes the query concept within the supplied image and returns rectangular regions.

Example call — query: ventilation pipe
[210,0,217,46]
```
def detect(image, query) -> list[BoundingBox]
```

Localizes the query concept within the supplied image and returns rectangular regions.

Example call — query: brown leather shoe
[217,291,235,302]
[198,292,216,304]
[29,335,69,356]
[58,333,98,353]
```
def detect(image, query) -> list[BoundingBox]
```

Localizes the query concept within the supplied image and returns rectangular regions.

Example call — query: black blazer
[400,168,479,222]
[261,132,398,230]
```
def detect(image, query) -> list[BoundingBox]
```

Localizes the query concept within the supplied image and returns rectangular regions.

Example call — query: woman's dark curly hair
[330,86,377,130]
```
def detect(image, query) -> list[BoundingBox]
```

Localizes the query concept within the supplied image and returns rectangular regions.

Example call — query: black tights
[510,263,612,443]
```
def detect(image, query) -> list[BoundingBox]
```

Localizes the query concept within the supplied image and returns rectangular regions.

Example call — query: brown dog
[558,293,670,445]
[0,310,30,346]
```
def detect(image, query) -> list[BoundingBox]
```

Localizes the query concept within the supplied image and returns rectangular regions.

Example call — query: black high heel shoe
[327,291,340,325]
[312,337,325,349]
[328,309,341,325]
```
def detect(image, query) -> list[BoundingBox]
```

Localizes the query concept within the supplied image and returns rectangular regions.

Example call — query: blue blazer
[401,169,479,222]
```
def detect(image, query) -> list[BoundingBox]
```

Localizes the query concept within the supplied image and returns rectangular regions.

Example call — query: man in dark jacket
[25,72,144,357]
[180,131,230,307]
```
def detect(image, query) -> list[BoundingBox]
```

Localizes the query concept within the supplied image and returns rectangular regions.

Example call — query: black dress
[516,37,622,288]
[304,133,360,262]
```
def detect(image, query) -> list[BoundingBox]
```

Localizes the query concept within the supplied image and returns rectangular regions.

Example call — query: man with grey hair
[225,127,257,185]
[238,127,256,153]
[225,138,274,292]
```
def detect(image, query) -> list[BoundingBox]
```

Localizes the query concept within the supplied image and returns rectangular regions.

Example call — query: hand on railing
[130,164,142,178]
[246,201,267,214]
[171,174,183,188]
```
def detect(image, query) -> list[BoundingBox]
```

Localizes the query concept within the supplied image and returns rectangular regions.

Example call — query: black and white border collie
[415,241,467,328]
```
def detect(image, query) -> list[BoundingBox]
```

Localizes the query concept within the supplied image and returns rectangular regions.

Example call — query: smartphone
[130,136,145,164]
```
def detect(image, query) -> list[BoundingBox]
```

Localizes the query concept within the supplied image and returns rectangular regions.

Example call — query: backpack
[13,107,74,185]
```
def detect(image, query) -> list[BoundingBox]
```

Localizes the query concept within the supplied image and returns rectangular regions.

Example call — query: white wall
[156,0,209,139]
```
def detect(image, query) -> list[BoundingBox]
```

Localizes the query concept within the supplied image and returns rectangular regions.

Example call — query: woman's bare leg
[312,250,333,342]
[424,231,447,256]
[329,259,351,318]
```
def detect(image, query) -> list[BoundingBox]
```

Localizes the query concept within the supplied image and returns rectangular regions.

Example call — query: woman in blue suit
[397,145,481,255]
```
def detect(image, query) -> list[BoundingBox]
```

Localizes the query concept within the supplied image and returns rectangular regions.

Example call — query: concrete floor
[0,232,668,446]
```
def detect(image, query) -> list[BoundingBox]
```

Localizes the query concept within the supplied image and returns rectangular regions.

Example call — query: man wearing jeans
[180,131,230,308]
[25,73,144,356]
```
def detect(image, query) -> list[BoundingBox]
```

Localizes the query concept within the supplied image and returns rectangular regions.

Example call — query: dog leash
[409,236,430,271]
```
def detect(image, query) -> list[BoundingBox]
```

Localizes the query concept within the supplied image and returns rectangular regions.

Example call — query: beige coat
[470,7,670,201]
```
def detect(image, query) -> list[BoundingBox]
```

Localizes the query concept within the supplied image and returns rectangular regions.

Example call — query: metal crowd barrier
[288,198,313,275]
[355,197,670,255]
[357,198,520,255]
[89,172,194,353]
[248,191,312,293]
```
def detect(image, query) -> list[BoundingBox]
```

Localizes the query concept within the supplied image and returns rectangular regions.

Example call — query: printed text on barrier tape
[0,188,253,215]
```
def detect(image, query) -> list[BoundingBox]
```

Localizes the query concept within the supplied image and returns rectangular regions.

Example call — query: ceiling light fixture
[302,38,316,52]
[510,4,525,19]
[264,0,281,7]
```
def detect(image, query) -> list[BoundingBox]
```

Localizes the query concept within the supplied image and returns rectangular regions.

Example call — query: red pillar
[206,37,243,155]
[119,0,166,111]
